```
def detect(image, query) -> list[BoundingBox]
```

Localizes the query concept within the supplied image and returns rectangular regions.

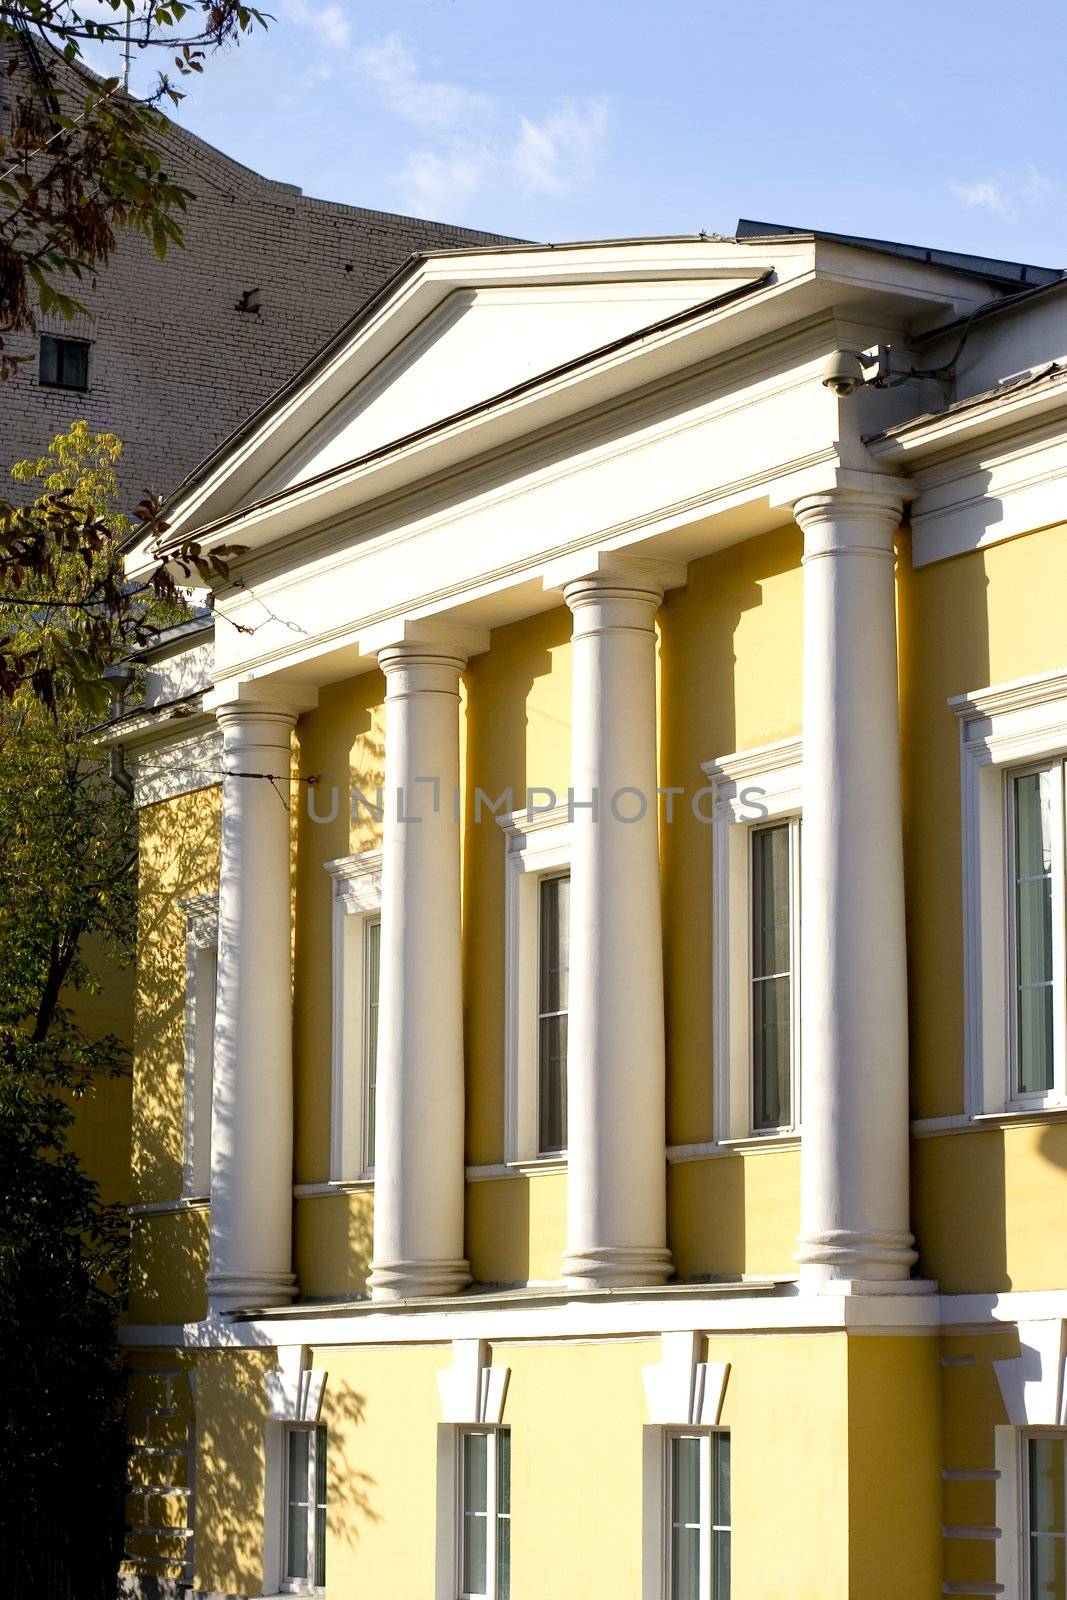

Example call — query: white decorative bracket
[642,1331,729,1426]
[264,1345,327,1424]
[994,1320,1067,1426]
[437,1340,510,1425]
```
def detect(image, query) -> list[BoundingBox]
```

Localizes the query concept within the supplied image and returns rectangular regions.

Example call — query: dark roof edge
[736,218,1063,288]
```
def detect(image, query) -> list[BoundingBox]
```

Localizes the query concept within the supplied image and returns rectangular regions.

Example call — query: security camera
[821,349,869,398]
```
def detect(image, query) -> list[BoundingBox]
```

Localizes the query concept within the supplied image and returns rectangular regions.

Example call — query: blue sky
[106,0,1067,266]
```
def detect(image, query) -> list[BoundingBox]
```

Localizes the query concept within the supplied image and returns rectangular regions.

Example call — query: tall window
[362,917,381,1171]
[283,1424,327,1594]
[326,851,382,1182]
[39,334,89,391]
[1027,1434,1066,1600]
[1008,764,1066,1103]
[459,1427,510,1600]
[537,873,569,1155]
[666,1432,730,1600]
[750,824,795,1130]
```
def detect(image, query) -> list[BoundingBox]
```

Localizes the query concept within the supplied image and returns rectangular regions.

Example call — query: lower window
[1027,1433,1066,1599]
[283,1423,326,1593]
[666,1431,730,1600]
[458,1426,510,1600]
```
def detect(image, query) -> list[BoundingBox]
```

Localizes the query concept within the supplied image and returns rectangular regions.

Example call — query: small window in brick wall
[39,335,89,391]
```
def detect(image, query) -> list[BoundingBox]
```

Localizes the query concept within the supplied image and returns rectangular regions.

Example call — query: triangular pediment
[248,274,761,501]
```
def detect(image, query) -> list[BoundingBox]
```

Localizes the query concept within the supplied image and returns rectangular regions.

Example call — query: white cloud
[280,0,352,54]
[514,99,609,195]
[951,179,1015,219]
[354,35,495,133]
[346,32,609,215]
[399,142,494,218]
[1024,166,1058,202]
[950,167,1058,224]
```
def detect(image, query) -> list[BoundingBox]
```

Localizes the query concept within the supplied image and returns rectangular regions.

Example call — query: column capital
[360,617,489,670]
[205,679,318,723]
[542,549,687,606]
[793,488,904,557]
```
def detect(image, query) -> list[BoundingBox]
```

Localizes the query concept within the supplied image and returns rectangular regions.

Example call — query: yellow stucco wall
[193,1348,276,1596]
[901,522,1067,1290]
[152,1328,949,1599]
[133,785,221,1205]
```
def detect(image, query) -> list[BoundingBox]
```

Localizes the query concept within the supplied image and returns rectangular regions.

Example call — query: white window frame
[455,1425,510,1600]
[324,850,383,1183]
[953,669,1067,1117]
[497,804,571,1166]
[643,1427,730,1600]
[279,1421,327,1597]
[178,893,218,1200]
[704,738,802,1144]
[997,1426,1067,1600]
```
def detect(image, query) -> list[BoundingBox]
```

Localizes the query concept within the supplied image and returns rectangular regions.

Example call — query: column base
[799,1274,939,1297]
[206,1270,297,1313]
[562,1244,673,1289]
[368,1257,472,1301]
[794,1227,917,1284]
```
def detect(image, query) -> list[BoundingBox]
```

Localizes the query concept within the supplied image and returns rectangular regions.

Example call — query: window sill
[667,1133,800,1163]
[977,1101,1067,1125]
[128,1195,210,1217]
[465,1158,568,1181]
[912,1103,1067,1138]
[508,1156,568,1175]
[293,1179,374,1198]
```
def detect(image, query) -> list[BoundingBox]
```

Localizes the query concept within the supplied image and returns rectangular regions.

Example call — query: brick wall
[1,46,519,510]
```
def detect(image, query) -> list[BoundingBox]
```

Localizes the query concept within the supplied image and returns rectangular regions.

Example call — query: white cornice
[868,365,1067,467]
[950,667,1067,725]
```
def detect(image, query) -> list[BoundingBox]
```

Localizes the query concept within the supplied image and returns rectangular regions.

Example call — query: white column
[793,489,916,1287]
[207,692,309,1313]
[367,627,482,1301]
[553,554,683,1289]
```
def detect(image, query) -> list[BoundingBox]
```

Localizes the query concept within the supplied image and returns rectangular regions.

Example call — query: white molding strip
[132,723,222,809]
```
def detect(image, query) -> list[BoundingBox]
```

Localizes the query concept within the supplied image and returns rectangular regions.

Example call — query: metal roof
[735,218,1063,288]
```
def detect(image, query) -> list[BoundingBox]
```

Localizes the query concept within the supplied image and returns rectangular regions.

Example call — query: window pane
[363,918,381,1169]
[670,1436,702,1600]
[713,1434,731,1599]
[539,874,569,1013]
[1014,773,1056,1095]
[61,340,88,389]
[753,825,790,975]
[537,1014,567,1154]
[39,335,58,385]
[714,1433,731,1527]
[496,1426,510,1515]
[1031,1538,1066,1600]
[286,1429,310,1581]
[753,974,790,1128]
[671,1435,701,1525]
[713,1531,731,1600]
[314,1424,327,1586]
[1031,1438,1066,1534]
[538,875,569,1154]
[752,826,792,1129]
[496,1429,511,1600]
[462,1431,488,1595]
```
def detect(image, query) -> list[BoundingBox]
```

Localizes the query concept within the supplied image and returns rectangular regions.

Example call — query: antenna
[121,11,132,91]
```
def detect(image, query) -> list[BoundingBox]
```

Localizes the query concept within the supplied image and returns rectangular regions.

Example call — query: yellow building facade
[114,227,1067,1598]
